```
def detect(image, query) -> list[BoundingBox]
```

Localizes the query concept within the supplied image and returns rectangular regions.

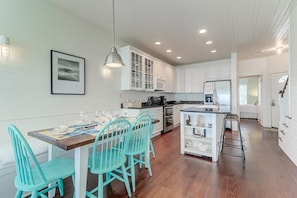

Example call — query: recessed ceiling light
[176,56,182,59]
[199,29,207,34]
[155,41,161,45]
[206,41,213,45]
[166,49,172,53]
[211,50,216,53]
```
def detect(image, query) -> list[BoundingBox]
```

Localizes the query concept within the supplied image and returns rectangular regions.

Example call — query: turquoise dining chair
[7,124,75,198]
[126,114,153,192]
[139,110,156,158]
[86,119,132,198]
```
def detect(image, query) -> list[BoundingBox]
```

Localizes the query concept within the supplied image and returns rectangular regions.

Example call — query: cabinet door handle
[282,123,288,128]
[285,115,292,119]
[279,137,283,142]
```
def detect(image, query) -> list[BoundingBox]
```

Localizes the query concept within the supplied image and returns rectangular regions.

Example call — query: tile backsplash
[120,91,203,103]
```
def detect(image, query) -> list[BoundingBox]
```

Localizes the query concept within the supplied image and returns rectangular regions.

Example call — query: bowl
[198,142,209,152]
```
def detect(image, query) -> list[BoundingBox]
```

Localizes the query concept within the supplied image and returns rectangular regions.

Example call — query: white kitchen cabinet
[173,104,182,127]
[120,46,154,91]
[151,107,164,136]
[219,63,231,80]
[176,65,206,93]
[154,60,175,92]
[206,60,231,81]
[154,59,164,80]
[144,58,154,90]
[164,63,176,92]
[121,107,163,137]
[180,110,225,162]
[184,66,206,93]
[175,67,185,92]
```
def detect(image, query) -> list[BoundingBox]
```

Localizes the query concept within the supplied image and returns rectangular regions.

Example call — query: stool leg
[237,120,245,167]
[219,119,226,153]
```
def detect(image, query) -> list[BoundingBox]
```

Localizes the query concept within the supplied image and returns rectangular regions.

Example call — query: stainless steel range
[147,96,173,133]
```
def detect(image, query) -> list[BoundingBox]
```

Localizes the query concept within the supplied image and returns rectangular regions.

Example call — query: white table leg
[74,145,89,198]
[48,144,61,198]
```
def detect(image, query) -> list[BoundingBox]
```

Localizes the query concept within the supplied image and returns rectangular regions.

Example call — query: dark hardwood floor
[56,119,297,198]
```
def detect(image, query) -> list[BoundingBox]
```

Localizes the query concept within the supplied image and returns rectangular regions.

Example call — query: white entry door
[271,72,288,128]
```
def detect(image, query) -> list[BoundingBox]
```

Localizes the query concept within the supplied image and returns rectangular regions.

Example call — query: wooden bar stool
[219,113,246,168]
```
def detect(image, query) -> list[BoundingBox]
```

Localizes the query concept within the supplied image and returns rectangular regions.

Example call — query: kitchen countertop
[122,100,204,109]
[180,106,231,114]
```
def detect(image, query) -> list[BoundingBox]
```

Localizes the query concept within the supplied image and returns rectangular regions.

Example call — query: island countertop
[180,105,231,114]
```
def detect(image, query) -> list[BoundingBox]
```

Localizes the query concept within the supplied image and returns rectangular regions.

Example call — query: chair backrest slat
[139,110,156,134]
[129,115,152,154]
[91,119,132,172]
[8,125,47,186]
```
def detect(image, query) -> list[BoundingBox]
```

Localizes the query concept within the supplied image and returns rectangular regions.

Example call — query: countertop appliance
[147,96,166,106]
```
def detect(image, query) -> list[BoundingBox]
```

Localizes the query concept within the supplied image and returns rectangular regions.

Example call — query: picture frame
[51,50,85,95]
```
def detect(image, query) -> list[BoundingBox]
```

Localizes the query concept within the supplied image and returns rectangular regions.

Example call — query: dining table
[28,118,159,198]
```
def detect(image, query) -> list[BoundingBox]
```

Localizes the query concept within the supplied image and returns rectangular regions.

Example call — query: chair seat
[86,119,132,198]
[7,124,75,198]
[15,157,75,191]
[88,150,127,174]
[125,115,153,193]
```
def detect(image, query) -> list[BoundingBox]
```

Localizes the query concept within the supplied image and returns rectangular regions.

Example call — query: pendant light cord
[112,0,116,48]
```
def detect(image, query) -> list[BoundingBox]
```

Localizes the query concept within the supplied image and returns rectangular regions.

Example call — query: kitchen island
[180,106,231,161]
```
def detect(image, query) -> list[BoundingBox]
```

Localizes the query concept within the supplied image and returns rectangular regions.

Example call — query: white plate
[53,126,73,134]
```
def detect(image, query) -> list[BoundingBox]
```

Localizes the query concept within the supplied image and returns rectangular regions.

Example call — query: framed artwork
[51,50,85,95]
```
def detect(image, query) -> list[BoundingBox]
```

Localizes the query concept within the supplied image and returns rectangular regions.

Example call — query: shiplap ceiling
[46,0,297,66]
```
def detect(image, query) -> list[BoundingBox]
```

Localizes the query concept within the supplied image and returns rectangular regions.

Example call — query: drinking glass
[80,110,88,122]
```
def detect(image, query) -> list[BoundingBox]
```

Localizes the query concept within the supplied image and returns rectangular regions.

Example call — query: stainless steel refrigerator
[204,80,231,107]
[204,80,232,129]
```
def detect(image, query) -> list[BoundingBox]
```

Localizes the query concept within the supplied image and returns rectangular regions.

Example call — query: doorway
[239,76,260,120]
[271,72,288,128]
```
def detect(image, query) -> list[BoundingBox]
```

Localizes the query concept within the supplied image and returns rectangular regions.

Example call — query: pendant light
[104,0,124,67]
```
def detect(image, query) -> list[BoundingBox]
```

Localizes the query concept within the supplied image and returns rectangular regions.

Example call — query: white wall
[238,53,288,127]
[0,0,123,123]
[0,2,131,181]
[285,3,297,165]
[0,2,127,195]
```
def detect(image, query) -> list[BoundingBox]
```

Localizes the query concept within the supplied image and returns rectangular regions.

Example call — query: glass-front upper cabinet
[120,46,154,91]
[131,52,143,89]
[144,58,154,91]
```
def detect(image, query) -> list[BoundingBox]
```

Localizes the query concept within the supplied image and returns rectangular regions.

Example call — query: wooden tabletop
[28,119,159,151]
